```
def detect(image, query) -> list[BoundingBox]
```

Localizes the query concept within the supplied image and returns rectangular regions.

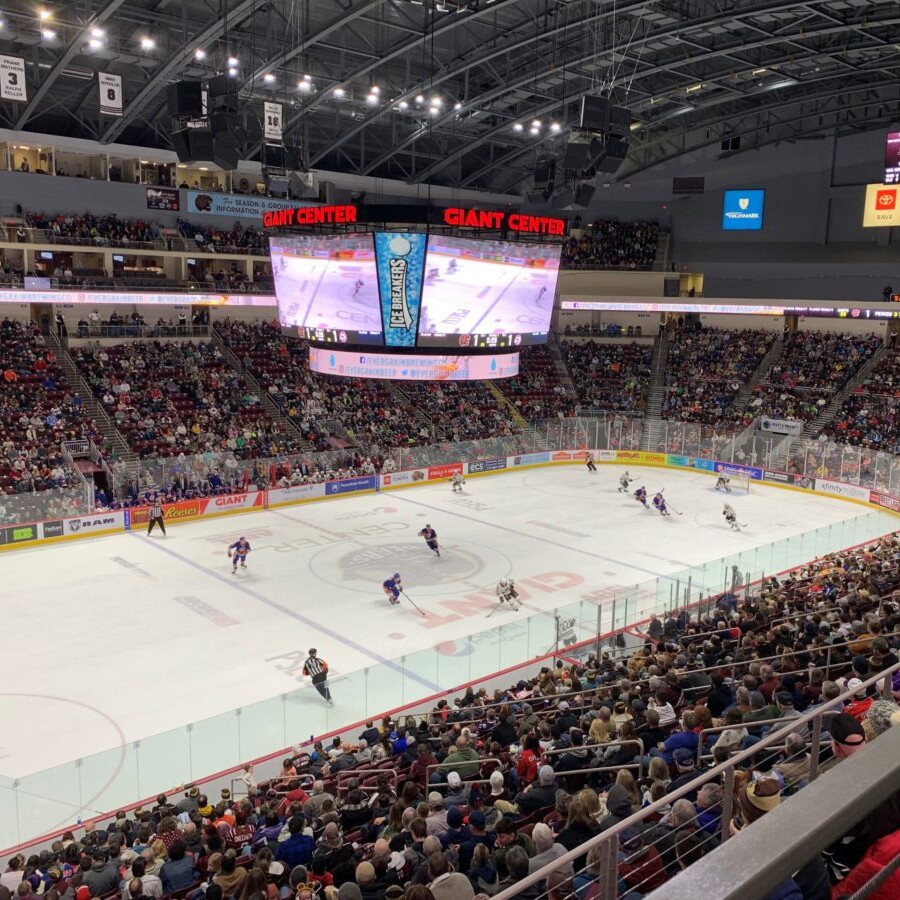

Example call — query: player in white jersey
[450,472,465,493]
[618,471,632,493]
[716,475,732,492]
[496,578,520,610]
[723,503,740,530]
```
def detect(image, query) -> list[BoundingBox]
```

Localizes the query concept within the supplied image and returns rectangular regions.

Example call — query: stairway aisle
[640,331,670,450]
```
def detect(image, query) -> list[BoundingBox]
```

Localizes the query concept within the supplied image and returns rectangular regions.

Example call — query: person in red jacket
[618,826,668,892]
[832,826,900,899]
[516,734,541,786]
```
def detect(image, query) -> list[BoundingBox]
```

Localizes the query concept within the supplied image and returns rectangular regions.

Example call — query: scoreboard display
[270,231,561,349]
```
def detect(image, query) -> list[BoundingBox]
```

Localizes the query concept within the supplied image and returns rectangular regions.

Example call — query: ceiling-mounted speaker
[208,74,233,97]
[167,81,203,118]
[580,95,610,132]
[526,189,547,205]
[170,128,191,161]
[595,139,629,173]
[213,132,240,170]
[562,137,591,171]
[209,111,236,134]
[573,184,596,208]
[534,156,555,189]
[267,174,290,194]
[553,186,574,209]
[608,105,631,138]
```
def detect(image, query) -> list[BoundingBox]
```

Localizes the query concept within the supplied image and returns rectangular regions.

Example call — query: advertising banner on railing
[467,457,508,474]
[428,463,463,480]
[764,470,813,490]
[759,417,803,436]
[63,510,126,537]
[128,493,263,527]
[324,475,378,496]
[268,483,326,505]
[615,450,667,465]
[185,190,306,220]
[870,491,900,512]
[2,521,40,546]
[815,478,872,503]
[713,461,763,481]
[381,470,428,487]
[511,452,551,467]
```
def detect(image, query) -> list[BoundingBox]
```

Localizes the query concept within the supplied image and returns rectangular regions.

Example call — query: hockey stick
[401,590,428,617]
[667,503,683,516]
[485,600,504,619]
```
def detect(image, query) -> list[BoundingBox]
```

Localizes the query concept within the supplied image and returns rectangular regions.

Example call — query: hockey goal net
[717,468,751,494]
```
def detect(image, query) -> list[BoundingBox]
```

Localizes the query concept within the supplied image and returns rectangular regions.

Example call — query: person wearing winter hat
[444,772,469,809]
[485,770,508,807]
[734,773,783,828]
[864,699,900,741]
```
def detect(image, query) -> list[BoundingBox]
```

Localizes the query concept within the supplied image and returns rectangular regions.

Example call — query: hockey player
[634,485,649,508]
[418,524,440,557]
[653,492,670,516]
[450,472,465,493]
[723,503,740,530]
[496,577,520,610]
[585,451,597,472]
[383,573,403,605]
[447,258,458,274]
[618,471,633,493]
[557,616,577,647]
[353,279,364,296]
[227,536,251,574]
[715,474,732,492]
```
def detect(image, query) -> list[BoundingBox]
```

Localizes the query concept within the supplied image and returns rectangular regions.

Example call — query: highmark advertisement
[374,232,427,348]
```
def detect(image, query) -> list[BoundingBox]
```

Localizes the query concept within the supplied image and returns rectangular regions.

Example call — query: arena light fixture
[415,94,425,104]
[333,87,345,97]
[41,27,56,40]
[302,73,312,82]
[263,73,276,84]
[88,37,102,49]
[370,85,380,94]
[228,66,238,77]
[38,8,52,21]
[550,122,561,132]
[513,122,523,132]
[529,125,539,135]
[227,56,238,66]
[454,102,462,111]
[91,27,105,38]
[297,80,311,92]
[398,100,409,110]
[140,36,155,50]
[194,48,206,60]
[366,93,378,105]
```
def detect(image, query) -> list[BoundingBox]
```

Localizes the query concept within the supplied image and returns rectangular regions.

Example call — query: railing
[492,660,900,900]
[69,323,211,340]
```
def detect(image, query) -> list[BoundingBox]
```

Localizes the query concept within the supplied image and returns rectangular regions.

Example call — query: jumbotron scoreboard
[262,202,567,381]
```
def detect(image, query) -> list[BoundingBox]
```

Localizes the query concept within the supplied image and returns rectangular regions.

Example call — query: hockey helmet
[499,578,510,587]
[393,573,401,579]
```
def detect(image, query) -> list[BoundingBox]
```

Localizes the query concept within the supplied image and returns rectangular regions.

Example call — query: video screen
[417,236,560,348]
[309,347,520,381]
[270,234,383,344]
[885,132,900,185]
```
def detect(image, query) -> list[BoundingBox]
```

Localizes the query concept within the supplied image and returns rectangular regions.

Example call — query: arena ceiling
[0,0,898,194]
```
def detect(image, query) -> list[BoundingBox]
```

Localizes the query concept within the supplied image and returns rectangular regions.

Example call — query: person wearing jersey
[303,648,333,705]
[228,537,251,574]
[653,492,670,516]
[634,485,649,508]
[147,496,166,536]
[383,573,403,605]
[418,525,440,557]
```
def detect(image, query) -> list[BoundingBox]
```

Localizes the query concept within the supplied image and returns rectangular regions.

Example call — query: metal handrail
[334,768,398,798]
[425,757,503,789]
[490,659,900,900]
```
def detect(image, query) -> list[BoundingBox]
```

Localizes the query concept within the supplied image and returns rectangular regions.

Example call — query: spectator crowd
[4,532,898,898]
[561,220,659,271]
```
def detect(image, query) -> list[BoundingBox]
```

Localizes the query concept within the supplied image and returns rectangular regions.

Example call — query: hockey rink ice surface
[1,467,896,786]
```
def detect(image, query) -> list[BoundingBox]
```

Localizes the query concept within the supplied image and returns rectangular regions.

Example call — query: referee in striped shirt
[147,498,166,536]
[303,648,333,704]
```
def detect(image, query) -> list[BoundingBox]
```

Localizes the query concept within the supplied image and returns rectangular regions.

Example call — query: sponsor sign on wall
[815,479,871,503]
[185,190,306,220]
[428,463,463,480]
[511,452,551,467]
[63,511,125,536]
[324,475,379,496]
[862,183,900,228]
[722,189,765,230]
[763,470,812,489]
[5,523,38,544]
[615,450,667,465]
[42,520,64,538]
[870,491,900,512]
[467,457,508,474]
[381,470,428,486]
[713,461,763,481]
[268,483,326,505]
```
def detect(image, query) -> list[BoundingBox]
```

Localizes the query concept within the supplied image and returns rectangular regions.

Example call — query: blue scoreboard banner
[374,232,427,347]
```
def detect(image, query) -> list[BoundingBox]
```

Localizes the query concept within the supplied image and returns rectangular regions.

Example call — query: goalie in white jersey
[450,472,465,493]
[496,577,521,610]
[716,475,732,492]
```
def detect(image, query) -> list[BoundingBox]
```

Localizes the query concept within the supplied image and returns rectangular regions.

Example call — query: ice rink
[2,464,896,792]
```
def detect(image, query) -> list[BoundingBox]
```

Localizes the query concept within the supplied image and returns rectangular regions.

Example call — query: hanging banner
[374,232,427,348]
[264,101,283,142]
[98,72,123,116]
[0,55,27,101]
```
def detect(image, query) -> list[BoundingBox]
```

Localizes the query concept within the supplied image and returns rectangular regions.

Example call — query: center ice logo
[388,236,413,329]
[339,541,483,585]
